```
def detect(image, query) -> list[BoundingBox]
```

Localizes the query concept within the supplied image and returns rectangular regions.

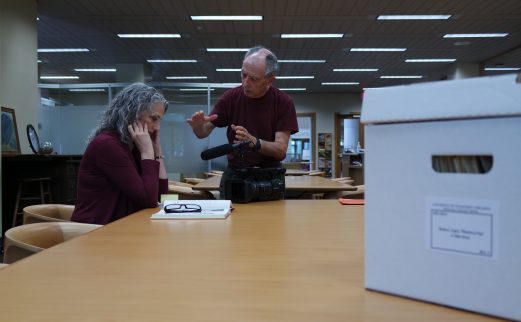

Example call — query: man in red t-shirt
[187,46,299,201]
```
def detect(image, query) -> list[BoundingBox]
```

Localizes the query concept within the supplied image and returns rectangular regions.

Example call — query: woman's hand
[128,122,154,159]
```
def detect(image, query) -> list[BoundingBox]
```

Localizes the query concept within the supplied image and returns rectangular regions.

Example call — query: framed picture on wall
[1,106,21,155]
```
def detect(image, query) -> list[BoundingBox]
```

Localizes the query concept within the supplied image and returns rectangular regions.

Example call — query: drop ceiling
[37,0,521,93]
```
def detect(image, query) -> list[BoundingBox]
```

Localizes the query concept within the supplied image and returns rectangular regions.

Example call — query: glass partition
[38,83,230,180]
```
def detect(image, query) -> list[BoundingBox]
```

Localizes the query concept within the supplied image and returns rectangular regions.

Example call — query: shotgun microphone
[200,141,252,160]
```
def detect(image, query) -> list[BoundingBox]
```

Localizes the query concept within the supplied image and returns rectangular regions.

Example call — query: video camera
[224,167,286,203]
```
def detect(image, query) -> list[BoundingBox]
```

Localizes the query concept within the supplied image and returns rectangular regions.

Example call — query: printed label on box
[426,197,498,259]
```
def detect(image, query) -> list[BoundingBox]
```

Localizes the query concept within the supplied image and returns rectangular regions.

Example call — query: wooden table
[193,175,356,193]
[0,201,502,321]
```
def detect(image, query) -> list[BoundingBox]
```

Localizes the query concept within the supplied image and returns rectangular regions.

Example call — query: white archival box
[361,74,521,321]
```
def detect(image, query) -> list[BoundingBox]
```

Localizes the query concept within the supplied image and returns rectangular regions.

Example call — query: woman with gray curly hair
[72,83,169,224]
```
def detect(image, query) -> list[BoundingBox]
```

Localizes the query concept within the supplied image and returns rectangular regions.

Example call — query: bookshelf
[318,133,333,177]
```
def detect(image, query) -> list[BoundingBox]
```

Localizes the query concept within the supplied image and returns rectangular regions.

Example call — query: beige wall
[293,93,362,176]
[0,0,39,154]
[0,0,39,235]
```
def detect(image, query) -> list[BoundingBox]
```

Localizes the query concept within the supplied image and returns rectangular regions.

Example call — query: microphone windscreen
[200,144,234,160]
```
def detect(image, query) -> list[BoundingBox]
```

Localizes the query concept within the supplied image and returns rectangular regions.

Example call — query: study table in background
[0,200,501,322]
[192,175,356,195]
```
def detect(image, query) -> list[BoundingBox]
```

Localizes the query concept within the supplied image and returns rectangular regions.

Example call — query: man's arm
[257,131,291,161]
[231,124,290,161]
[186,110,217,138]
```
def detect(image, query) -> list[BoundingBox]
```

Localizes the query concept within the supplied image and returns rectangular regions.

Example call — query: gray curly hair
[90,83,168,146]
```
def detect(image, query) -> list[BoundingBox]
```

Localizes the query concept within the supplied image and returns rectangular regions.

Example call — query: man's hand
[186,110,217,138]
[231,124,257,147]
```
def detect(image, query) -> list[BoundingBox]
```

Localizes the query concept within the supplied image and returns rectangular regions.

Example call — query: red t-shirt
[211,86,299,167]
[71,131,168,225]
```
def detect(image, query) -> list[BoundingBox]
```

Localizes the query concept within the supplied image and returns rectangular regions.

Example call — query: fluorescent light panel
[117,34,181,38]
[38,48,89,52]
[277,76,314,79]
[279,88,306,91]
[484,67,520,71]
[443,33,508,38]
[147,60,197,63]
[333,68,378,72]
[40,76,79,79]
[69,88,106,92]
[278,60,326,63]
[74,68,116,72]
[166,76,208,79]
[179,88,215,91]
[216,68,241,72]
[380,75,423,79]
[350,48,406,52]
[405,59,456,63]
[191,16,262,20]
[377,15,451,20]
[206,48,249,52]
[321,82,359,85]
[281,34,343,38]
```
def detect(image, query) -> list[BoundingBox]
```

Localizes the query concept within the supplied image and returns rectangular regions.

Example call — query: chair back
[167,183,216,200]
[3,222,101,264]
[23,204,75,224]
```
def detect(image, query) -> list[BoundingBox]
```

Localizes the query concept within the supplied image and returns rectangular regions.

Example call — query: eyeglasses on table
[164,203,202,213]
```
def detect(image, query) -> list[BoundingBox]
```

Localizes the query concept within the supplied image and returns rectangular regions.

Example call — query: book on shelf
[151,200,232,220]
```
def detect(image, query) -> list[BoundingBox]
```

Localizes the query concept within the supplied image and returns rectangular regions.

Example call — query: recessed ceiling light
[333,68,379,72]
[216,68,241,72]
[405,59,456,63]
[380,75,423,79]
[166,76,208,79]
[279,88,307,91]
[321,82,359,85]
[443,33,508,38]
[281,34,343,38]
[350,48,406,52]
[206,48,249,52]
[179,88,215,91]
[40,76,79,79]
[117,34,181,38]
[147,60,197,63]
[69,88,106,92]
[191,16,262,20]
[277,76,314,79]
[74,68,116,72]
[38,48,89,52]
[37,60,42,63]
[278,60,326,63]
[484,67,520,71]
[377,15,451,20]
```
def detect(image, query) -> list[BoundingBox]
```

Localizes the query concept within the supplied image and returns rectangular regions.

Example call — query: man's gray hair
[244,46,279,77]
[90,83,168,147]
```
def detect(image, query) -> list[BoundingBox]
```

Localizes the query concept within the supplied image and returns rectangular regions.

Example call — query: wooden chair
[168,183,216,200]
[12,177,53,227]
[23,204,75,225]
[183,177,204,185]
[168,180,193,188]
[3,222,101,264]
[323,185,365,200]
[331,177,351,182]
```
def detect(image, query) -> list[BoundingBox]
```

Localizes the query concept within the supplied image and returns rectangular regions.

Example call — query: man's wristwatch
[254,137,261,151]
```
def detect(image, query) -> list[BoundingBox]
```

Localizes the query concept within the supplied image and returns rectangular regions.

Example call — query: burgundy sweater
[211,86,299,167]
[71,131,168,225]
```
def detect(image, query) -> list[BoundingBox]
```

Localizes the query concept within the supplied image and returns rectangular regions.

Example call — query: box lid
[361,74,521,124]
